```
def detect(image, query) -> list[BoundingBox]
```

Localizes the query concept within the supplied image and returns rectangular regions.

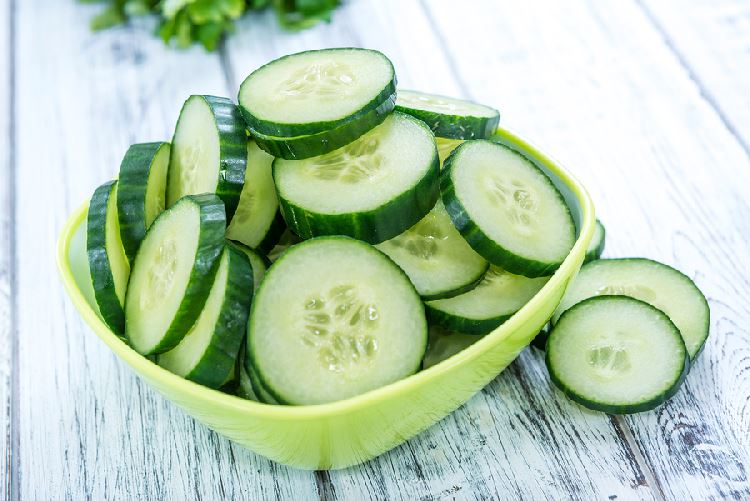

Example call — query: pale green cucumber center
[105,185,130,305]
[398,90,497,118]
[145,143,171,228]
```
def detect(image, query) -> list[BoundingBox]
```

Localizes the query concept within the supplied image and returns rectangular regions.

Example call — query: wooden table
[2,0,749,498]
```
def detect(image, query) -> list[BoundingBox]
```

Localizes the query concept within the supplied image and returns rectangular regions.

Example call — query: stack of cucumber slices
[82,48,708,413]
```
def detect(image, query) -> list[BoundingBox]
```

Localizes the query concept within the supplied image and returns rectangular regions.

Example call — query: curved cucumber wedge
[227,241,269,292]
[167,95,247,220]
[225,142,285,253]
[422,325,481,369]
[274,112,439,244]
[547,295,689,414]
[238,48,397,137]
[157,245,254,388]
[426,266,548,335]
[117,142,171,263]
[87,180,130,334]
[553,258,710,359]
[584,219,606,263]
[395,90,500,140]
[376,200,488,300]
[441,140,575,277]
[125,194,226,355]
[248,237,427,405]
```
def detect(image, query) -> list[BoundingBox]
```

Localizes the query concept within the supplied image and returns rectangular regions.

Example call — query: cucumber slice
[238,48,397,137]
[437,138,463,165]
[267,229,301,263]
[376,200,488,300]
[274,112,439,244]
[422,325,481,369]
[396,90,500,140]
[248,237,427,405]
[442,140,575,277]
[87,180,130,334]
[553,258,710,359]
[225,141,285,253]
[547,295,689,414]
[585,219,606,263]
[227,241,268,292]
[117,142,171,263]
[426,266,549,335]
[167,95,247,220]
[125,194,226,355]
[244,357,280,404]
[237,361,259,401]
[157,245,254,388]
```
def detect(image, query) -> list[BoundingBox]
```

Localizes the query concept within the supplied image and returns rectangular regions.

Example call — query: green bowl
[56,128,595,470]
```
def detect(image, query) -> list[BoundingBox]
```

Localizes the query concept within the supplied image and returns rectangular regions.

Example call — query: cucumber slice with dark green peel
[376,200,488,300]
[426,266,549,335]
[437,138,463,165]
[553,258,710,359]
[227,241,268,292]
[237,361,259,401]
[87,180,130,334]
[238,48,397,137]
[395,90,500,140]
[117,142,171,263]
[584,219,606,263]
[274,112,439,244]
[422,325,481,369]
[248,237,427,405]
[157,245,254,388]
[250,94,395,160]
[244,357,280,404]
[441,140,575,277]
[167,95,247,220]
[547,295,689,414]
[225,142,285,253]
[267,230,301,262]
[125,194,226,355]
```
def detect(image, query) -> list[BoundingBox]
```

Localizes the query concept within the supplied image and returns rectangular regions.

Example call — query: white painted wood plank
[14,2,318,499]
[425,0,750,498]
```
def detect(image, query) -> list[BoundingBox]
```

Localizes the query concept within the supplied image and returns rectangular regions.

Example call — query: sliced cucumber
[395,90,500,140]
[442,140,575,277]
[117,142,171,263]
[244,357,280,404]
[437,138,463,165]
[237,360,259,401]
[547,295,689,414]
[167,95,247,220]
[422,325,481,369]
[238,48,396,137]
[274,112,439,244]
[227,241,268,292]
[125,194,226,355]
[248,237,427,405]
[157,245,254,388]
[376,200,488,300]
[553,258,710,359]
[87,180,130,334]
[267,229,301,262]
[225,141,285,253]
[426,266,549,335]
[585,219,606,263]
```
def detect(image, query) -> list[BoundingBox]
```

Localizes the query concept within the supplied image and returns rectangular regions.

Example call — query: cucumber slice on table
[547,295,689,414]
[238,48,396,137]
[126,194,226,355]
[426,266,548,335]
[441,140,575,277]
[87,180,130,334]
[247,237,427,405]
[553,258,710,359]
[395,90,500,140]
[225,142,285,253]
[422,325,481,369]
[167,95,247,220]
[117,142,171,263]
[158,245,254,388]
[274,112,439,244]
[584,219,606,263]
[376,200,488,300]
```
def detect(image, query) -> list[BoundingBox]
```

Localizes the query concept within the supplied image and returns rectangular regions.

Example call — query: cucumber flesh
[584,219,606,263]
[553,258,710,359]
[248,237,427,405]
[422,325,481,369]
[547,295,689,414]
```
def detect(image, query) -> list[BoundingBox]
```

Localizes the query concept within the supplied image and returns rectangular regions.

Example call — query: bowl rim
[56,127,595,421]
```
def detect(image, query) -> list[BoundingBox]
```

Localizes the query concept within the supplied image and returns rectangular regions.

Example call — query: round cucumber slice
[125,194,226,355]
[442,140,575,277]
[426,266,548,335]
[376,200,488,300]
[248,237,427,405]
[225,141,285,253]
[238,48,397,137]
[395,90,500,140]
[167,95,247,220]
[87,180,130,335]
[227,241,269,292]
[585,219,606,263]
[547,295,689,414]
[422,325,481,369]
[274,112,439,244]
[553,258,710,359]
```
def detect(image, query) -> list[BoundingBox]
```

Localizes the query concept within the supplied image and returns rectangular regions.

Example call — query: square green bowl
[56,128,595,470]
